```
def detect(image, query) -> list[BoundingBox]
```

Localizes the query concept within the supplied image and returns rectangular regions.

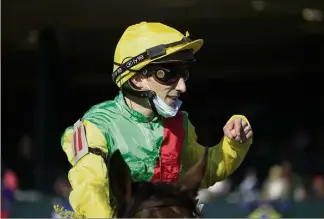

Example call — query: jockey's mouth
[166,95,179,105]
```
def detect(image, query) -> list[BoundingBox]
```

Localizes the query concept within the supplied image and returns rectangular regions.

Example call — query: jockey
[59,22,253,217]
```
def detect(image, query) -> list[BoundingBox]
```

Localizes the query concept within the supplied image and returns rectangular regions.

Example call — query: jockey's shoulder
[61,98,121,143]
[82,98,121,124]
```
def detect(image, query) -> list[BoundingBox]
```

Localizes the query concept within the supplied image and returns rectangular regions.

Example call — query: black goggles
[142,63,190,85]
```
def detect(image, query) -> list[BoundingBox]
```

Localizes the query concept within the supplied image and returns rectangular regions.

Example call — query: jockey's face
[145,73,187,106]
[131,63,188,107]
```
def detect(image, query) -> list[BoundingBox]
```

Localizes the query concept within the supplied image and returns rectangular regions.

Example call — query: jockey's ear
[108,149,133,205]
[177,147,208,197]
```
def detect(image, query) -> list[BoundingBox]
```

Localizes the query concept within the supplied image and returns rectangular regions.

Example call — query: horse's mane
[110,181,200,218]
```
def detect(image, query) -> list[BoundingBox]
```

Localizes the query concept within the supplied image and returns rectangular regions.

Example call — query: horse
[108,148,209,218]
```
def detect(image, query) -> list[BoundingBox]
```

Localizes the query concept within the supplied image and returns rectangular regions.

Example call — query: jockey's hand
[223,118,253,143]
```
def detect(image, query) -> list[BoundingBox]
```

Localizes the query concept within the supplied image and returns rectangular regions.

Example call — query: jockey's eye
[143,64,190,85]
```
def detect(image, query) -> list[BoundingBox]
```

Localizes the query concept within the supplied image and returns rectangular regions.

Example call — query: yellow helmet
[112,22,204,87]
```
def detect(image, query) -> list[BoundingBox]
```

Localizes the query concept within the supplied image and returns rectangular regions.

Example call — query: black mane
[110,181,200,218]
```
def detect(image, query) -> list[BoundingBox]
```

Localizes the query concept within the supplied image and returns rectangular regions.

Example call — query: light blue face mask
[152,95,182,118]
[144,80,182,118]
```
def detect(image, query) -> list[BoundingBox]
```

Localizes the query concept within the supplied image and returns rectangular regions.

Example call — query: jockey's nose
[175,78,186,93]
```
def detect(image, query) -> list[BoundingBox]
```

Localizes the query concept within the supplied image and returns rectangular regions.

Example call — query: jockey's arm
[181,115,252,188]
[61,120,112,218]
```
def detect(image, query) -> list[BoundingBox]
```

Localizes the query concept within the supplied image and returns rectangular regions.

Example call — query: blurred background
[1,0,324,217]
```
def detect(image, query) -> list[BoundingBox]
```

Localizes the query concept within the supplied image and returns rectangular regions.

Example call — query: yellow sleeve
[182,115,252,188]
[61,120,112,218]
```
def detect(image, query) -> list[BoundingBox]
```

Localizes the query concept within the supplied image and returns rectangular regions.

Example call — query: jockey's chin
[146,80,186,108]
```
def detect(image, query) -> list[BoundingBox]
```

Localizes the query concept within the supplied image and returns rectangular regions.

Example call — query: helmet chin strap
[121,82,160,117]
[148,94,159,117]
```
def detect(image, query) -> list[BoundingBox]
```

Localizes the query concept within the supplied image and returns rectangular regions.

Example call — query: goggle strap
[112,37,192,83]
